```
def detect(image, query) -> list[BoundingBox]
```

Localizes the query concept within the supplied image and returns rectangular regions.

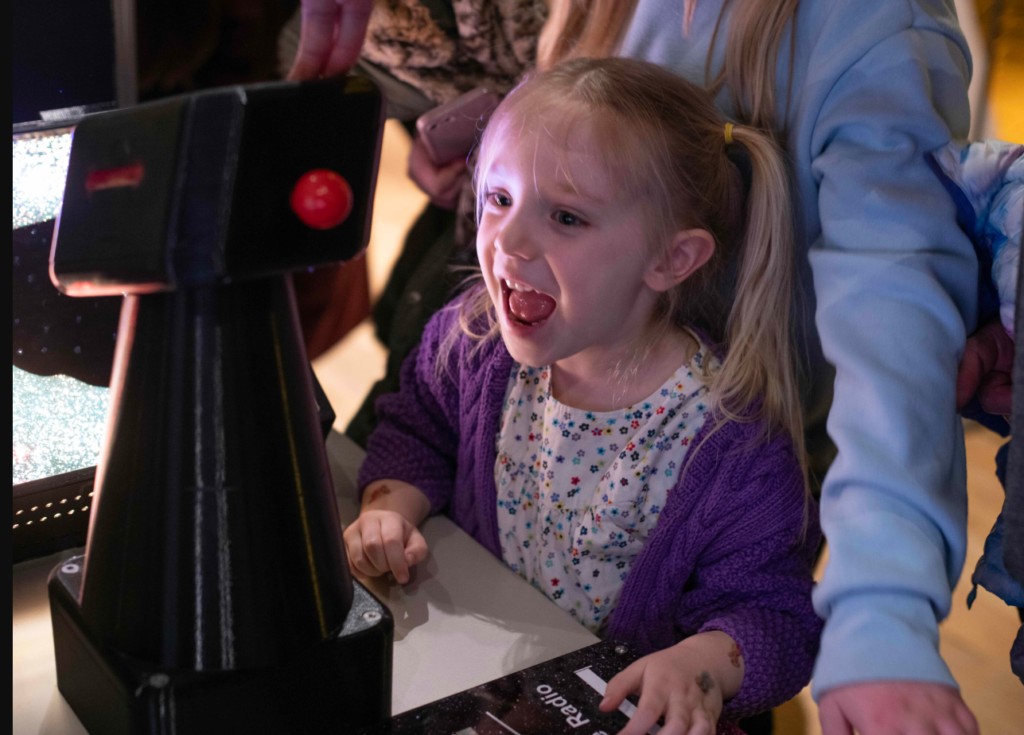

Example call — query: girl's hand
[343,509,428,584]
[818,681,979,735]
[600,633,743,735]
[408,135,469,211]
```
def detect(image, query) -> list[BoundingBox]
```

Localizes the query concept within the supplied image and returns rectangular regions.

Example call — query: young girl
[348,57,821,734]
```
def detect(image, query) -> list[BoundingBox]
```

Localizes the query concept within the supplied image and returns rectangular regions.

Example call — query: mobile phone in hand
[415,88,501,166]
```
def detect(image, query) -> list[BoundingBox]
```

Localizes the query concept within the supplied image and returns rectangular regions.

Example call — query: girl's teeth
[504,279,533,293]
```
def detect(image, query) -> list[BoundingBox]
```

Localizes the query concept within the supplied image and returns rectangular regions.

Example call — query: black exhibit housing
[46,75,393,734]
[51,75,383,292]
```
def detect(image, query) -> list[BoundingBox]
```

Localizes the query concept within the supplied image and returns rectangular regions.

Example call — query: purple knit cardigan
[359,306,823,720]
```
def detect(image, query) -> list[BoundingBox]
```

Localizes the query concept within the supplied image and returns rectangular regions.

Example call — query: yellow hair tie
[724,122,734,144]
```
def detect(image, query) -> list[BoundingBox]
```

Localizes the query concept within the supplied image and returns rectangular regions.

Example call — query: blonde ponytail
[709,123,807,487]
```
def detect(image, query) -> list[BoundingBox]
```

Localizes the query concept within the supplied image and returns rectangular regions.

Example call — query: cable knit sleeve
[357,308,463,514]
[685,441,822,718]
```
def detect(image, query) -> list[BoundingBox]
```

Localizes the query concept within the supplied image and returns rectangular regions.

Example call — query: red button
[290,170,353,230]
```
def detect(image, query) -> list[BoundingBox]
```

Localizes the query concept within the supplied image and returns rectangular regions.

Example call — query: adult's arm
[807,7,976,697]
[287,0,374,81]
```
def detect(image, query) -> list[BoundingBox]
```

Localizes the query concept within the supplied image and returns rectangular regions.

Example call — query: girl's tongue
[508,288,556,324]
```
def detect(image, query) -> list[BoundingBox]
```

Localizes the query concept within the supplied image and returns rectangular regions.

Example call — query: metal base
[49,555,392,734]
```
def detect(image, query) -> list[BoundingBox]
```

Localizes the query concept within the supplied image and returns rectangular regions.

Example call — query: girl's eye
[488,192,512,207]
[554,210,584,227]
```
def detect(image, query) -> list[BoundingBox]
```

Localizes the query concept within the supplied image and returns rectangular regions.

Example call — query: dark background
[13,0,299,123]
[12,0,116,123]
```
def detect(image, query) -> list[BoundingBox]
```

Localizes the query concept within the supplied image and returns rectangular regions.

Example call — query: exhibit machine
[45,77,393,734]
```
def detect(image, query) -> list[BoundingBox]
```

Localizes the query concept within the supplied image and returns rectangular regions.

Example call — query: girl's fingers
[658,723,687,735]
[404,525,429,567]
[600,662,644,711]
[344,526,379,578]
[659,691,691,735]
[684,707,713,735]
[379,514,411,583]
[360,520,390,574]
[618,687,666,735]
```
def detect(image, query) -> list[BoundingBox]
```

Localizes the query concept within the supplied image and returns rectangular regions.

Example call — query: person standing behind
[287,1,983,733]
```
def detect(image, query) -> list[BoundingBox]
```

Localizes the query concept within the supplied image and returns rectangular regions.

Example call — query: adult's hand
[287,0,375,81]
[956,319,1014,418]
[408,135,469,211]
[819,681,979,735]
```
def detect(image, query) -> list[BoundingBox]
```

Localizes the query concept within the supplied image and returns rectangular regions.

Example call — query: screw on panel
[362,610,382,624]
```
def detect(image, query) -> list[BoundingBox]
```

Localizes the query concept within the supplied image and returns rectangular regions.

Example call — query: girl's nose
[494,211,536,260]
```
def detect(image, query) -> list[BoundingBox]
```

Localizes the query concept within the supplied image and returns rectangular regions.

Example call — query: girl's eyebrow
[551,181,608,206]
[485,162,608,206]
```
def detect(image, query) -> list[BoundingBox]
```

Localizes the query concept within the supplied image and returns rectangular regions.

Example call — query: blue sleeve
[805,17,977,696]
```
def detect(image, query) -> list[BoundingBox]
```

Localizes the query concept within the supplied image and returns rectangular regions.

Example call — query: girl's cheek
[475,225,494,259]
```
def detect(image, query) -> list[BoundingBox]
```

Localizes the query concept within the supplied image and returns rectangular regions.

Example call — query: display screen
[13,129,73,230]
[12,366,108,485]
[13,128,112,485]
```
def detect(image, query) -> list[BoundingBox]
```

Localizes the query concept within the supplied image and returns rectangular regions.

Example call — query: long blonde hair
[448,57,806,487]
[537,0,800,130]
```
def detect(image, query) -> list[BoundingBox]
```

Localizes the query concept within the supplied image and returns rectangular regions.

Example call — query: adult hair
[537,0,801,130]
[446,57,806,488]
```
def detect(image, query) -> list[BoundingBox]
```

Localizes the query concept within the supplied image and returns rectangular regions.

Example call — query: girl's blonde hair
[446,57,807,488]
[537,0,800,130]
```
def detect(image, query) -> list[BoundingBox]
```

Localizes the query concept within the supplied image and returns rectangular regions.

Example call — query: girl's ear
[644,228,715,292]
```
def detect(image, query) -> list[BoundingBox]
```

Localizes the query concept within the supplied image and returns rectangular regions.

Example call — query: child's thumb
[404,527,429,566]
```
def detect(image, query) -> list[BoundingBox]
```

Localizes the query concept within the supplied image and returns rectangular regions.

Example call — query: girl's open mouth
[501,278,556,327]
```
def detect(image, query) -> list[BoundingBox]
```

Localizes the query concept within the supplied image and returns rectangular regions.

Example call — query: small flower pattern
[495,343,718,633]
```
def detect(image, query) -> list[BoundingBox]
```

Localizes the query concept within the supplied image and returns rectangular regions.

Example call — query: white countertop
[12,431,597,733]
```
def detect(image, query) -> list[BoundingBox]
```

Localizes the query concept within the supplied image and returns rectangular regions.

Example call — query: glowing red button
[290,170,353,230]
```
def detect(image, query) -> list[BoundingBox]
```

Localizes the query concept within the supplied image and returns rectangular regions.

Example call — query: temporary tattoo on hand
[695,671,715,694]
[729,642,743,668]
[367,484,391,505]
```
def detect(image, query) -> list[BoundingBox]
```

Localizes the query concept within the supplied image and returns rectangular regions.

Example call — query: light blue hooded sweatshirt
[619,0,976,697]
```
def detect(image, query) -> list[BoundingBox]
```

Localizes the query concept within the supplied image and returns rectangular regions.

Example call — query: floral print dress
[494,344,718,633]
